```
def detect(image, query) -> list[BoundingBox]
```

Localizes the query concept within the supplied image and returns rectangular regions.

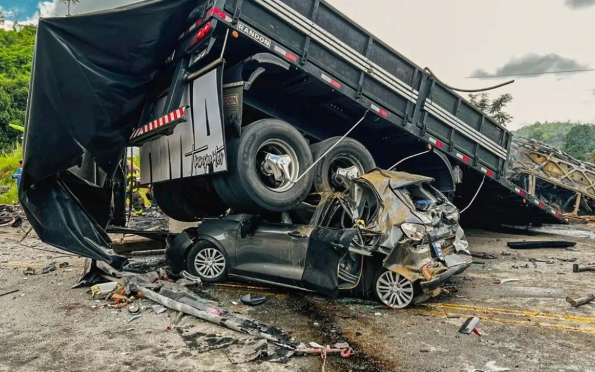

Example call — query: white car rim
[194,248,226,279]
[376,271,414,308]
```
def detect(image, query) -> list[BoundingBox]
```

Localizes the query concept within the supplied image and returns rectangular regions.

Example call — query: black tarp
[20,0,198,264]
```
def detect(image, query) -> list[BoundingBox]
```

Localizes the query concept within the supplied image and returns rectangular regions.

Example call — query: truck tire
[310,137,376,193]
[224,119,314,212]
[153,178,228,222]
[212,138,259,211]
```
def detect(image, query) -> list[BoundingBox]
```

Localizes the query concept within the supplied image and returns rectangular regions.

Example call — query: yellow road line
[417,309,595,335]
[426,303,595,325]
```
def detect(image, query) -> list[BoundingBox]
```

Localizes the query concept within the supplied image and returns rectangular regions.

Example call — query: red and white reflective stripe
[131,107,187,139]
[321,73,341,89]
[207,7,232,22]
[273,45,298,62]
[480,167,494,177]
[513,187,526,196]
[455,152,470,163]
[428,137,444,149]
[552,209,561,217]
[533,199,544,207]
[371,104,389,118]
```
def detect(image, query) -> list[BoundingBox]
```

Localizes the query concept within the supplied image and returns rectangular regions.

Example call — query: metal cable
[424,67,514,93]
[289,110,368,184]
[460,175,485,214]
[388,150,431,171]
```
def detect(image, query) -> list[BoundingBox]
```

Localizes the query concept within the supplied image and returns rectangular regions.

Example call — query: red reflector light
[208,7,227,19]
[555,211,561,217]
[462,155,470,163]
[486,169,493,177]
[538,201,544,207]
[519,190,526,196]
[285,51,298,62]
[378,108,389,117]
[187,22,212,49]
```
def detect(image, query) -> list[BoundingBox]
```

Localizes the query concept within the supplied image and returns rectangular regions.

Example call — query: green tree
[563,125,595,161]
[514,121,579,149]
[468,93,513,127]
[0,26,36,151]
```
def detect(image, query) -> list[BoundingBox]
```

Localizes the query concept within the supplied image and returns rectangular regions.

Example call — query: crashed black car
[167,170,471,308]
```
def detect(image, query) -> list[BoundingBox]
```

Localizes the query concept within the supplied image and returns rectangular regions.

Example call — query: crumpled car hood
[311,169,469,253]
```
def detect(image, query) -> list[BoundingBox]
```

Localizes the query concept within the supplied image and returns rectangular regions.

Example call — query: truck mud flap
[301,228,357,298]
[140,66,228,184]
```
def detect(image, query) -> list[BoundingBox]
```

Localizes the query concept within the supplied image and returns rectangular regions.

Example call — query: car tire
[310,137,376,193]
[373,268,415,309]
[153,178,228,222]
[187,240,228,283]
[225,119,314,212]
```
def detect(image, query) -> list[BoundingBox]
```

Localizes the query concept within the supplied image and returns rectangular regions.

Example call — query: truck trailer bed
[212,0,565,224]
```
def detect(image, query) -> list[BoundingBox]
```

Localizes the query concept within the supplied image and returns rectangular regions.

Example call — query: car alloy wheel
[194,247,226,279]
[375,270,414,308]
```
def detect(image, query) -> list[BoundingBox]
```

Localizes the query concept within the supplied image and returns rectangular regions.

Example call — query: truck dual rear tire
[310,137,376,193]
[214,119,314,212]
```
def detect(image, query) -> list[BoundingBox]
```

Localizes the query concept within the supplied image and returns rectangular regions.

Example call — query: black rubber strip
[507,241,577,249]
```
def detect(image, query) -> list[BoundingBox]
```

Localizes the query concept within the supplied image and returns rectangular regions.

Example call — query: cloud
[564,0,595,9]
[470,53,590,79]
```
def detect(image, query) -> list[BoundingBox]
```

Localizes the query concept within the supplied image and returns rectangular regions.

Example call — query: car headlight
[401,223,427,241]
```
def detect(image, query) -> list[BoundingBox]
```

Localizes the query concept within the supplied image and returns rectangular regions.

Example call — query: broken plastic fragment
[152,305,167,314]
[493,278,519,284]
[241,294,267,306]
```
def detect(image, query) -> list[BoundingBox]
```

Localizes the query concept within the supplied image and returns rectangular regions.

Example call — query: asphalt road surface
[1,223,594,372]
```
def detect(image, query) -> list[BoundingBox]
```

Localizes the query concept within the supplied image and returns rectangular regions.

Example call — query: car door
[232,223,314,288]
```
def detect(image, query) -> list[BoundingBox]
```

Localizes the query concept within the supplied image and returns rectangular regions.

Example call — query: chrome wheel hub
[376,271,414,308]
[194,248,226,279]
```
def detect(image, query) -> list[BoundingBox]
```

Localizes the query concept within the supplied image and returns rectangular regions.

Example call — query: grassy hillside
[514,121,578,149]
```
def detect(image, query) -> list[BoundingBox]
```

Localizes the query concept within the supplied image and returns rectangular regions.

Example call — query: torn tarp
[20,0,198,262]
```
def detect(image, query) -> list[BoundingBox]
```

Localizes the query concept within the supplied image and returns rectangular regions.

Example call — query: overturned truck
[20,0,565,303]
[508,137,595,217]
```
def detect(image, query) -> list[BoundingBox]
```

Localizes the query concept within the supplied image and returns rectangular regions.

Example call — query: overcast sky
[1,0,594,130]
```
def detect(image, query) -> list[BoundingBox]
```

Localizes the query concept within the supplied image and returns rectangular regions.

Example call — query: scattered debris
[471,252,497,259]
[0,289,19,297]
[128,304,140,314]
[23,267,36,275]
[58,262,70,268]
[152,305,167,314]
[573,264,595,273]
[459,317,481,335]
[128,315,143,323]
[42,262,57,274]
[530,258,555,265]
[554,257,577,262]
[566,294,595,307]
[478,360,511,371]
[493,278,519,284]
[180,270,202,285]
[501,251,512,256]
[241,294,267,306]
[507,241,576,249]
[90,282,119,298]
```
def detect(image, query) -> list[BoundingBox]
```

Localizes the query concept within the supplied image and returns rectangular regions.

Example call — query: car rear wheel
[187,240,228,283]
[310,137,376,193]
[215,119,314,212]
[373,269,415,308]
